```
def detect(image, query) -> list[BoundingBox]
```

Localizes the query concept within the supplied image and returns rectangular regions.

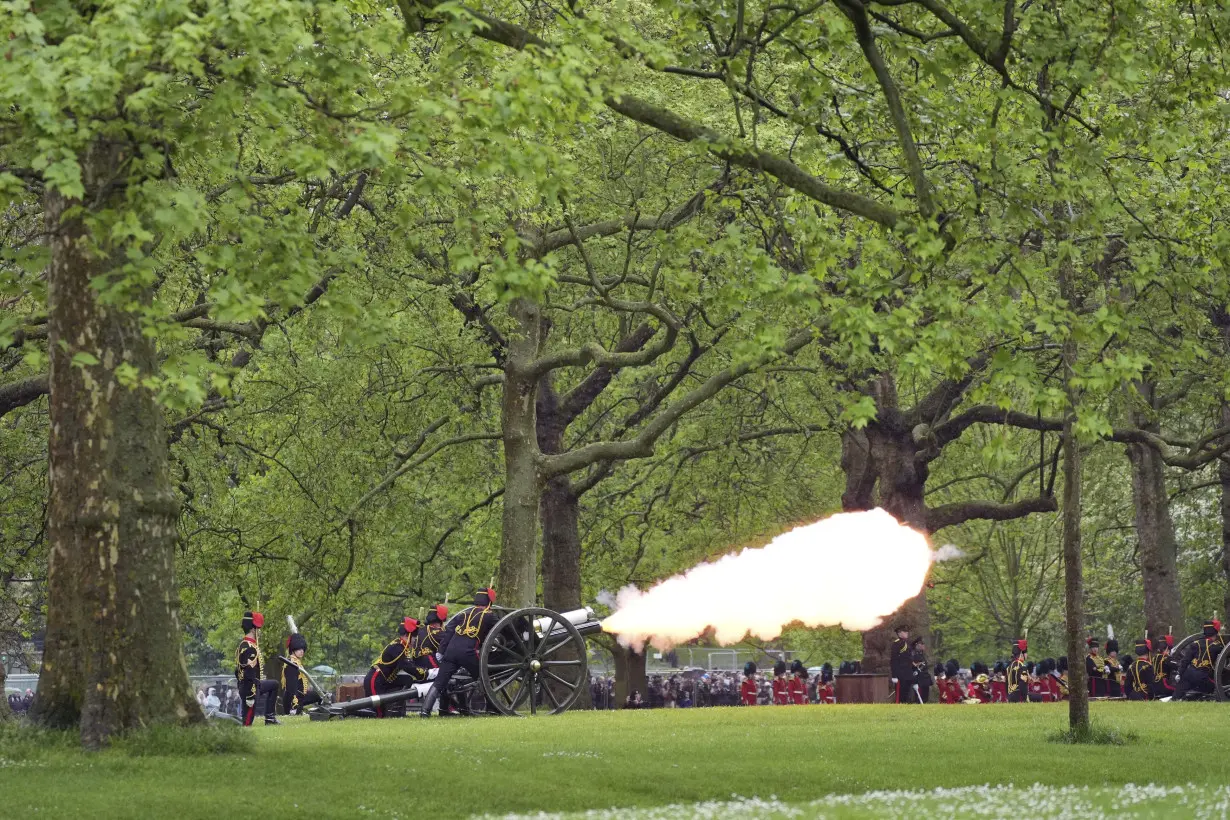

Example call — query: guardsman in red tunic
[939,660,962,704]
[990,662,1008,703]
[788,660,808,705]
[235,611,280,726]
[771,660,789,705]
[817,663,835,704]
[966,667,991,703]
[363,617,418,717]
[740,662,759,706]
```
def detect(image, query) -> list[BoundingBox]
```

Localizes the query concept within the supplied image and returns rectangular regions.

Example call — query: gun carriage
[315,606,600,719]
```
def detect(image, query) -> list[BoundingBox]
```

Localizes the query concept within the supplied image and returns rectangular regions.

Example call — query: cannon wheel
[1214,641,1230,702]
[480,607,588,716]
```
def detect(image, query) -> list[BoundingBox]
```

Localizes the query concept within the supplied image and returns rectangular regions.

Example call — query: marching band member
[817,663,835,704]
[741,662,759,706]
[990,661,1008,703]
[772,660,790,705]
[788,660,808,705]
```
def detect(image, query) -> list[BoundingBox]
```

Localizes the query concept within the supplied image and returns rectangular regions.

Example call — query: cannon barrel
[533,607,603,639]
[327,682,433,716]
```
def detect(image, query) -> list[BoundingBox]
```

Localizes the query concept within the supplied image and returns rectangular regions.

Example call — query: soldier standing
[280,632,322,715]
[1006,639,1028,703]
[817,663,835,704]
[1105,638,1123,698]
[1085,637,1106,697]
[363,617,418,717]
[1126,638,1154,701]
[420,588,500,717]
[910,639,932,703]
[236,611,280,726]
[740,662,758,705]
[771,660,790,704]
[788,660,808,705]
[889,624,915,703]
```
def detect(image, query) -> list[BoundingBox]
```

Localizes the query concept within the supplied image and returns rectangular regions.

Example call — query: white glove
[890,678,898,684]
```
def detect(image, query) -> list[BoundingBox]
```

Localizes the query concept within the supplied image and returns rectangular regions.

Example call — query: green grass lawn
[2,703,1227,819]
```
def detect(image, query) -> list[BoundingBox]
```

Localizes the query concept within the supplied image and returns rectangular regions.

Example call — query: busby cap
[287,633,307,653]
[400,616,419,635]
[1134,639,1150,654]
[1086,637,1099,649]
[428,604,448,624]
[1203,619,1221,636]
[475,587,496,606]
[242,611,264,632]
[743,661,757,677]
[893,623,910,634]
[1105,638,1119,653]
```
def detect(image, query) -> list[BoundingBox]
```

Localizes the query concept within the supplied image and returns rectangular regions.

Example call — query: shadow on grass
[0,718,254,758]
[1047,721,1138,746]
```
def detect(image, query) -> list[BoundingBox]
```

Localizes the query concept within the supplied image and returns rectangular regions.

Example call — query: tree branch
[0,375,48,420]
[925,495,1058,533]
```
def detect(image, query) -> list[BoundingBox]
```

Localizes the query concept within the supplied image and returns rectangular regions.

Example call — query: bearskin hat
[773,659,787,676]
[1057,656,1069,673]
[821,662,833,683]
[744,661,757,678]
[993,660,1006,675]
[944,659,960,679]
[790,659,805,675]
[1105,638,1119,654]
[934,662,945,679]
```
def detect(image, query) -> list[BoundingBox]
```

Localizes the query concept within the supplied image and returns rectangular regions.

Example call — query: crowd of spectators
[6,689,34,714]
[194,682,242,717]
[590,668,839,709]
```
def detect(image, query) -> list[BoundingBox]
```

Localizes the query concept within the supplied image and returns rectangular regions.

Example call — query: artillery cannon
[316,605,601,719]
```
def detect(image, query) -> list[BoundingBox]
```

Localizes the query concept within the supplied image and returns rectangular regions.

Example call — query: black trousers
[362,668,401,717]
[428,656,478,711]
[1174,666,1214,700]
[283,689,322,715]
[240,679,278,725]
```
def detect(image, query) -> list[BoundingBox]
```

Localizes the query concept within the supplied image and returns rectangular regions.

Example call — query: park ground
[1,703,1227,819]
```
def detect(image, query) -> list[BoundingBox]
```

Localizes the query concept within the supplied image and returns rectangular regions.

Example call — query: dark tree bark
[1125,380,1184,640]
[1221,402,1230,621]
[536,377,584,613]
[0,665,10,721]
[613,643,648,707]
[842,377,931,673]
[497,297,545,608]
[31,140,202,748]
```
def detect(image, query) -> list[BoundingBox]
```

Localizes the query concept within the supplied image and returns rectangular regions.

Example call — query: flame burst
[602,509,935,651]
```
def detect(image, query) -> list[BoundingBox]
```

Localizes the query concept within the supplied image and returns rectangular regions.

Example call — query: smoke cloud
[601,508,938,651]
[933,544,965,561]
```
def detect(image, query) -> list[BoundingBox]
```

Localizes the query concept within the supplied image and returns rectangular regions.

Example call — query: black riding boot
[419,684,439,718]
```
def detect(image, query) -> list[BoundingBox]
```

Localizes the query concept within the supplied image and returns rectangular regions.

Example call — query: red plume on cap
[486,587,497,604]
[1016,639,1028,652]
[1163,634,1174,647]
[1215,619,1223,632]
[402,617,419,634]
[435,604,449,621]
[252,612,265,629]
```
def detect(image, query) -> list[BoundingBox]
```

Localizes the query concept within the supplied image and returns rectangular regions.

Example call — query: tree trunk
[613,644,647,707]
[1125,381,1184,640]
[1060,347,1089,731]
[844,378,931,673]
[1221,402,1230,621]
[536,380,583,612]
[0,664,10,721]
[31,140,202,748]
[497,297,544,607]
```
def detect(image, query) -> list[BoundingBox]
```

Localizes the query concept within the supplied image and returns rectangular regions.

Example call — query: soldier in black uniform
[1126,638,1154,701]
[1085,637,1106,697]
[363,617,418,717]
[280,632,322,715]
[1006,639,1028,703]
[910,638,932,703]
[1105,638,1122,698]
[410,602,449,681]
[1174,619,1224,700]
[1151,634,1176,699]
[420,588,499,718]
[236,611,280,726]
[889,624,916,703]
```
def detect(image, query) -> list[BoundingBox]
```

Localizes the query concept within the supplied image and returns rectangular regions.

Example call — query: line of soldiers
[739,660,836,705]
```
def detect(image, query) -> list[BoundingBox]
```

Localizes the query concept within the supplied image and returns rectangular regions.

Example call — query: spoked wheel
[480,607,588,716]
[1215,642,1230,702]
